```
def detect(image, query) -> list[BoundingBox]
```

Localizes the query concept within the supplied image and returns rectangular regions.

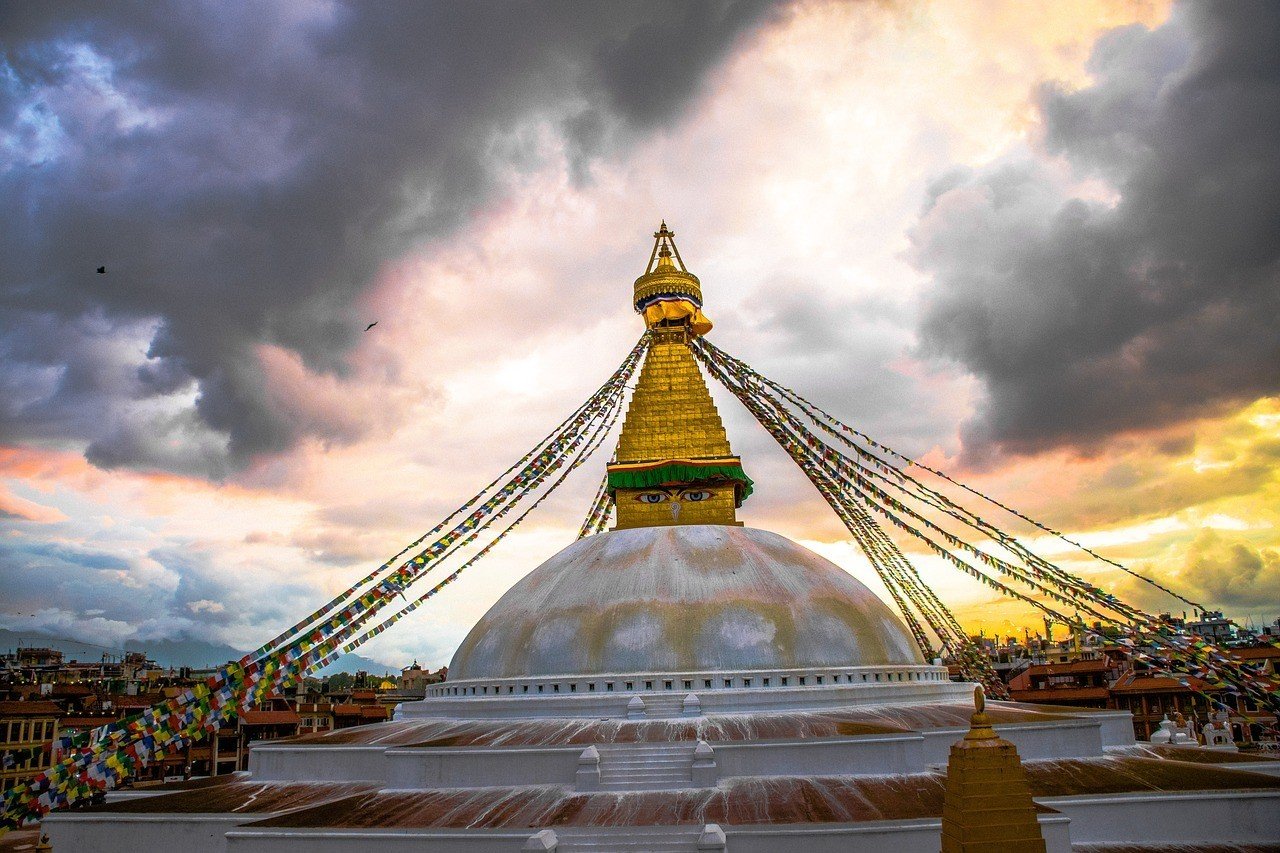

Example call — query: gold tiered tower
[608,223,752,530]
[940,686,1049,853]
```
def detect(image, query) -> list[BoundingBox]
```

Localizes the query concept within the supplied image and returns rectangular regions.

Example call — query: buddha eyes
[635,489,713,504]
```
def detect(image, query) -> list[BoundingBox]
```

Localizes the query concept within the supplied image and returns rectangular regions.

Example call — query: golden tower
[940,686,1048,853]
[608,223,752,530]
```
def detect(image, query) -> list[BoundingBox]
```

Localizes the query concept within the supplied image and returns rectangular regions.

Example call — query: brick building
[1007,656,1122,707]
[0,700,60,793]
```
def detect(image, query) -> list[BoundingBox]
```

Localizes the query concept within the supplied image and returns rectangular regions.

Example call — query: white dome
[449,525,923,681]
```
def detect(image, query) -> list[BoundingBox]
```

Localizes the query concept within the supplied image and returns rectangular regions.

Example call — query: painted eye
[681,490,713,502]
[637,492,668,504]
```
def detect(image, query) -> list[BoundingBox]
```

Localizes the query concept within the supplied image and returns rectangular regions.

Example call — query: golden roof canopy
[633,221,703,310]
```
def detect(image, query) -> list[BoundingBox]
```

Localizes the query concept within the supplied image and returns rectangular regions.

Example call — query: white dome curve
[449,525,923,681]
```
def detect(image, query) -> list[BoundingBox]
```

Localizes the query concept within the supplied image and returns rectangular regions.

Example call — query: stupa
[48,225,1280,852]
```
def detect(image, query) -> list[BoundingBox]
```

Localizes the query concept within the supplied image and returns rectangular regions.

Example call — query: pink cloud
[0,485,67,523]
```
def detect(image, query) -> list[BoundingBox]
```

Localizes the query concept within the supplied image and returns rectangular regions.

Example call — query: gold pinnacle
[965,684,998,741]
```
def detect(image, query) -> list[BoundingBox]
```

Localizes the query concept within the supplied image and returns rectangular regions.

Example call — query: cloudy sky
[2,0,1278,669]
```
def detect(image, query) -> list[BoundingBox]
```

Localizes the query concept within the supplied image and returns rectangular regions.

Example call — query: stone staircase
[597,742,695,790]
[630,694,689,718]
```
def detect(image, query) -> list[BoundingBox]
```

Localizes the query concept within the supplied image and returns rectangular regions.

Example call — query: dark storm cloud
[911,2,1280,460]
[0,1,781,476]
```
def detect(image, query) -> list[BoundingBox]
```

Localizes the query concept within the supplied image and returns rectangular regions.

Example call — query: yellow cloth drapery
[642,298,713,336]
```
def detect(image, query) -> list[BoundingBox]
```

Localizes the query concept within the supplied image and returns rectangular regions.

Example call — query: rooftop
[1230,647,1280,662]
[240,710,302,726]
[1020,657,1118,676]
[239,755,1280,830]
[1111,672,1215,694]
[282,702,1074,748]
[1008,686,1112,703]
[0,700,62,717]
[77,780,377,815]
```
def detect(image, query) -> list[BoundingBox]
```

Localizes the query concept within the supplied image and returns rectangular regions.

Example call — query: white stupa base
[411,663,962,719]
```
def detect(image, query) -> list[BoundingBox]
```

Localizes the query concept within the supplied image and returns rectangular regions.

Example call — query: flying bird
[96,266,106,274]
[364,322,378,332]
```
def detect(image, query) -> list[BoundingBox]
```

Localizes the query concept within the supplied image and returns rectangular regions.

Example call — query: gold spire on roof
[632,222,713,336]
[607,223,751,530]
[940,685,1048,853]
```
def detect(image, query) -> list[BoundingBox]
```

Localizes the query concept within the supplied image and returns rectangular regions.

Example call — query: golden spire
[632,222,712,336]
[607,223,751,530]
[940,686,1048,853]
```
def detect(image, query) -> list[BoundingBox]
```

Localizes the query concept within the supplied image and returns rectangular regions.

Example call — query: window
[569,683,576,692]
[606,682,614,692]
[724,679,732,688]
[743,678,752,688]
[763,678,771,687]
[862,674,868,682]
[664,680,673,690]
[798,677,806,685]
[683,680,692,690]
[588,683,596,692]
[538,685,544,693]
[522,685,529,693]
[508,686,514,693]
[625,681,634,690]
[815,676,823,685]
[704,679,712,689]
[645,681,653,690]
[781,677,789,686]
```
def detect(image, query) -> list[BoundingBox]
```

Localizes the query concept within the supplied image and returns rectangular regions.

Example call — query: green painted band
[607,462,754,503]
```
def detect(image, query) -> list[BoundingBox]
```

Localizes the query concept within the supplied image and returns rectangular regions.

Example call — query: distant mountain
[0,629,394,676]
